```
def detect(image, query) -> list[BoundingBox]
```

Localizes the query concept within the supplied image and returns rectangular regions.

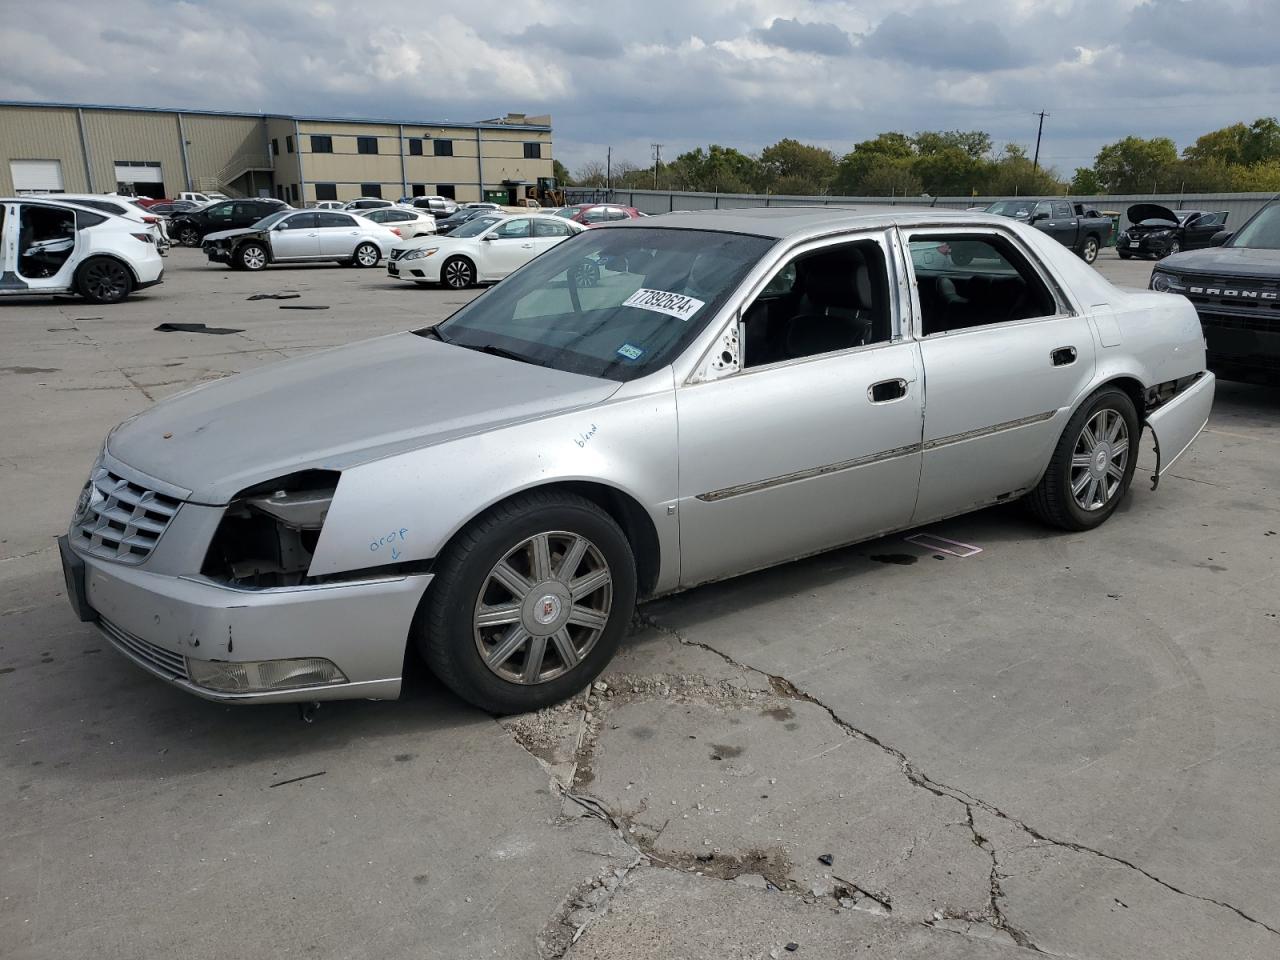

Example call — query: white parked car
[40,193,170,253]
[406,195,460,218]
[178,191,227,205]
[343,197,395,212]
[362,206,438,239]
[387,213,584,288]
[201,209,400,271]
[0,196,164,303]
[312,200,345,210]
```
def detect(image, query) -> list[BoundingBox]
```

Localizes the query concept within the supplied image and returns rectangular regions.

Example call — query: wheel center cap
[534,594,562,625]
[1092,444,1110,477]
[522,581,572,636]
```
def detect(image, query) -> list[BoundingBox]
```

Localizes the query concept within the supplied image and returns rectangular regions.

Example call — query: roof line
[0,99,552,131]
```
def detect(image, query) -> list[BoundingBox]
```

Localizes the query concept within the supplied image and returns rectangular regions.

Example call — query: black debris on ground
[817,853,834,866]
[246,293,300,301]
[279,305,330,310]
[154,322,245,335]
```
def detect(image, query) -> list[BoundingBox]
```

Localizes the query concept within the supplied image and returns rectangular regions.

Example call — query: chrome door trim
[694,408,1057,502]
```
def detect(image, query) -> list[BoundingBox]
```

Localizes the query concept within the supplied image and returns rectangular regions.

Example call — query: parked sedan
[433,207,493,235]
[362,206,438,239]
[386,213,584,288]
[59,207,1213,713]
[343,197,394,212]
[559,204,643,227]
[1117,204,1228,260]
[201,209,399,270]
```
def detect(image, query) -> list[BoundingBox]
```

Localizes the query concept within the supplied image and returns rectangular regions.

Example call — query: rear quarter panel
[1099,291,1206,389]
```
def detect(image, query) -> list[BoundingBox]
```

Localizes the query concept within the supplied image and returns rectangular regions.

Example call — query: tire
[1027,387,1140,532]
[416,490,638,714]
[1162,240,1181,259]
[442,256,475,289]
[177,226,200,247]
[1079,235,1099,265]
[76,257,134,304]
[237,242,268,271]
[1117,251,1132,260]
[352,242,380,267]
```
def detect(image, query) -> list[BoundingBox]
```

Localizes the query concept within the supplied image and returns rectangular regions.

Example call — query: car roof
[3,196,133,218]
[607,204,996,239]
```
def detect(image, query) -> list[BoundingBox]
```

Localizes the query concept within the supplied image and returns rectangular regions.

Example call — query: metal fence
[604,188,1277,230]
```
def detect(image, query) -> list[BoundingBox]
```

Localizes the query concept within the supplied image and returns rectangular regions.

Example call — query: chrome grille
[72,465,182,564]
[390,248,407,261]
[100,618,189,680]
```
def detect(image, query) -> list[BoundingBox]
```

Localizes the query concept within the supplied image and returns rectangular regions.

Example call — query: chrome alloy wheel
[241,245,267,270]
[473,531,613,684]
[1071,408,1129,511]
[444,258,473,288]
[355,243,379,266]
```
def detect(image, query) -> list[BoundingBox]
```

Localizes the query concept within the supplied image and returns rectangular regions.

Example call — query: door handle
[868,378,908,403]
[1051,346,1077,366]
[521,242,534,248]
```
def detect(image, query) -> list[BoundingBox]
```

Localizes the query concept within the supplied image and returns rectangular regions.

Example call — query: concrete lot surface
[2,247,1278,959]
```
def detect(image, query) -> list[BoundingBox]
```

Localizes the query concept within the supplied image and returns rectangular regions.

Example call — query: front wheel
[441,256,475,289]
[352,242,380,267]
[416,491,637,714]
[76,258,133,304]
[178,226,200,247]
[1162,240,1181,259]
[1117,251,1132,260]
[1027,387,1139,531]
[237,242,268,271]
[1079,236,1099,264]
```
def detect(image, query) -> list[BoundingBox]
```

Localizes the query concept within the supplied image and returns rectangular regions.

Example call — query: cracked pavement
[3,251,1280,959]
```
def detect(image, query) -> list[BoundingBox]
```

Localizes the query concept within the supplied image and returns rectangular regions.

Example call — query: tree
[552,159,572,186]
[856,162,923,197]
[1092,136,1178,192]
[913,145,987,196]
[1070,167,1103,194]
[833,132,915,194]
[914,130,993,160]
[1183,118,1280,168]
[757,139,837,193]
[665,144,759,193]
[575,160,608,187]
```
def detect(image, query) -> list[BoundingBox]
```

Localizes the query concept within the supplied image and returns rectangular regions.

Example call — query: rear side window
[76,210,108,228]
[318,212,356,228]
[907,234,1059,336]
[533,219,571,237]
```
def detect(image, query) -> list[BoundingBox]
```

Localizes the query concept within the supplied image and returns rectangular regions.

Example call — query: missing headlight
[202,470,338,588]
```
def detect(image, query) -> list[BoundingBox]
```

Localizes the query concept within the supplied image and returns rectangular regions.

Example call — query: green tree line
[567,118,1280,197]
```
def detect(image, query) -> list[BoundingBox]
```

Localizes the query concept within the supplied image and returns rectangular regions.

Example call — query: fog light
[186,657,347,693]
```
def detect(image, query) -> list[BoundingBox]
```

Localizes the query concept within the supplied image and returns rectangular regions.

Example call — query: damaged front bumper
[60,537,432,703]
[1147,370,1215,488]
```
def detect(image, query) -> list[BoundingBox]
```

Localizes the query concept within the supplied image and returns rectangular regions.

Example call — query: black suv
[170,198,289,246]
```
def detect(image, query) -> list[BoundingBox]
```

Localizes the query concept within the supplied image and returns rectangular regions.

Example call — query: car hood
[1158,246,1280,278]
[202,227,259,243]
[106,332,620,504]
[393,234,472,252]
[1127,202,1178,225]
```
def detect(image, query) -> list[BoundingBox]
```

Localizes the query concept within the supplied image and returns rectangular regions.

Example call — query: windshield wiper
[468,343,542,366]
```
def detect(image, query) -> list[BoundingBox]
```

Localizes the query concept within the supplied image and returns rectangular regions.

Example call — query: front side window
[1052,201,1073,219]
[492,218,531,239]
[984,200,1033,219]
[207,202,234,217]
[357,136,378,155]
[1230,206,1280,249]
[1032,201,1054,221]
[741,238,894,368]
[583,207,609,223]
[281,212,319,230]
[428,227,774,382]
[450,215,504,238]
[907,234,1058,336]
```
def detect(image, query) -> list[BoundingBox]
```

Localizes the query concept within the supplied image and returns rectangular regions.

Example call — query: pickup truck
[983,198,1111,264]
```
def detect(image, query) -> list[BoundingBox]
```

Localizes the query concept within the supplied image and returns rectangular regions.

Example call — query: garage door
[10,159,64,193]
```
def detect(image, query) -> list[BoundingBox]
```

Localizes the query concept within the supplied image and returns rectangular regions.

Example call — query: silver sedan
[60,207,1214,712]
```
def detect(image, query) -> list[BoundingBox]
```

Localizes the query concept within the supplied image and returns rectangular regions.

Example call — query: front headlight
[1150,271,1187,293]
[403,247,438,261]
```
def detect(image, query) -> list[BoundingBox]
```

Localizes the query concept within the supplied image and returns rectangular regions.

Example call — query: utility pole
[1032,110,1049,171]
[606,146,611,191]
[651,143,663,190]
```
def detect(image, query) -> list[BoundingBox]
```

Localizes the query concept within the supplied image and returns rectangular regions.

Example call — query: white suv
[41,193,170,254]
[0,197,164,303]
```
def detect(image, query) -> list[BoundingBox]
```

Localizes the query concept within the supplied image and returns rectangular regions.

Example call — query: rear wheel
[442,256,475,289]
[1079,235,1099,264]
[237,243,268,271]
[416,491,637,714]
[352,242,380,267]
[76,258,133,304]
[178,226,200,247]
[1027,387,1139,531]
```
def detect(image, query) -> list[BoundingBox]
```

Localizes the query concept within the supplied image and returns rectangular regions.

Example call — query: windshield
[554,207,581,219]
[252,211,292,230]
[426,227,775,382]
[451,215,503,238]
[1230,205,1280,250]
[985,200,1035,218]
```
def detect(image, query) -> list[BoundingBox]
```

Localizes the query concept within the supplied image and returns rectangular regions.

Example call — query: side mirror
[482,233,497,241]
[1030,211,1049,224]
[1210,230,1233,247]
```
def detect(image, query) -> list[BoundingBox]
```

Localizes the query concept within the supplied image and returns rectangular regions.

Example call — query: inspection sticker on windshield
[622,288,705,321]
[616,342,645,361]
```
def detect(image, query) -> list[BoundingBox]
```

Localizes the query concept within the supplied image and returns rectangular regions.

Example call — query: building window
[271,139,279,157]
[358,136,379,155]
[434,139,453,157]
[411,183,426,197]
[289,184,298,203]
[286,135,294,154]
[524,142,542,159]
[311,135,333,153]
[360,183,383,198]
[314,183,338,201]
[409,138,424,156]
[437,184,455,199]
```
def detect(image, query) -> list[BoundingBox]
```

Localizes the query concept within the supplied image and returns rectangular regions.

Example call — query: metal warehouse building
[0,101,555,206]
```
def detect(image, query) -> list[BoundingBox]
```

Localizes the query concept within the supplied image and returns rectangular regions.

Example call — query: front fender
[308,387,680,588]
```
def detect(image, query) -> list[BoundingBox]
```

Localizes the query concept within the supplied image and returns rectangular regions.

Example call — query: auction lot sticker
[622,288,705,321]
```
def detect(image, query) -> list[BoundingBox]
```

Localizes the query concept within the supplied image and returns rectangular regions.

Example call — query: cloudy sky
[3,0,1279,180]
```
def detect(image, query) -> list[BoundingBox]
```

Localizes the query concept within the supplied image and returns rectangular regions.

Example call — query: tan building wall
[0,105,87,193]
[0,103,553,205]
